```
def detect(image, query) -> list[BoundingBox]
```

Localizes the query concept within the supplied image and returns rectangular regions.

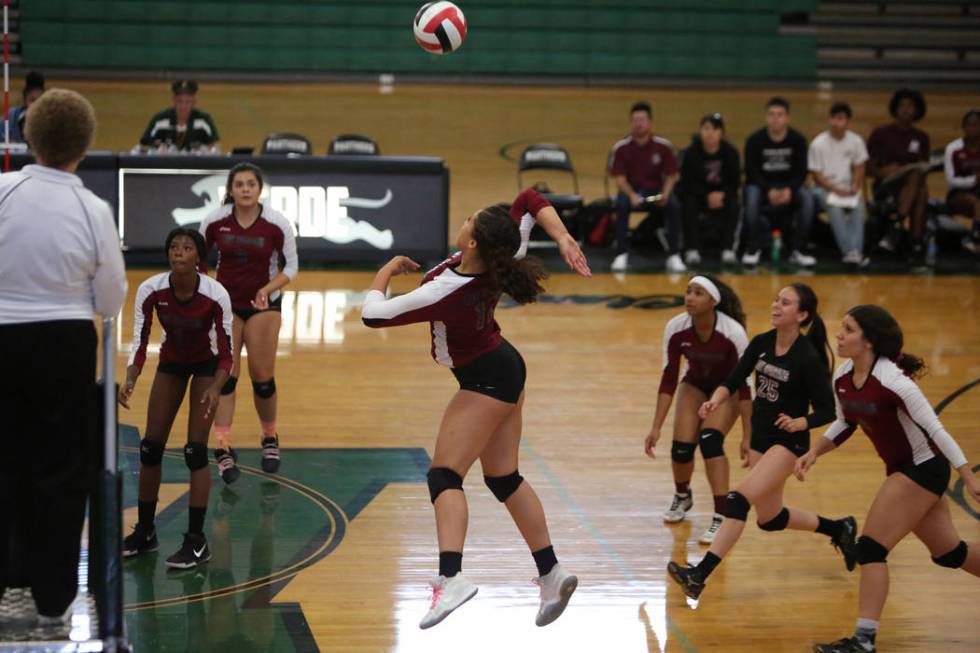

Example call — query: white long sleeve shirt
[0,164,127,324]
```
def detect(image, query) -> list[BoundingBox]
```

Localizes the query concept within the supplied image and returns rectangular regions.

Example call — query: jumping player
[645,275,752,544]
[199,163,297,482]
[119,228,233,569]
[667,283,857,599]
[362,188,590,629]
[798,305,980,653]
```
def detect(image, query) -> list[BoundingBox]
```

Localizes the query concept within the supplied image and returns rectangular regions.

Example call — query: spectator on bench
[867,88,930,265]
[742,97,816,268]
[678,113,741,267]
[943,109,980,254]
[808,102,869,269]
[140,80,220,154]
[609,101,683,272]
[8,71,45,145]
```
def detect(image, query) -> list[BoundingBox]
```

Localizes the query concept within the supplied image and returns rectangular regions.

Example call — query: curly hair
[472,204,547,305]
[24,88,96,168]
[888,87,926,122]
[165,227,207,263]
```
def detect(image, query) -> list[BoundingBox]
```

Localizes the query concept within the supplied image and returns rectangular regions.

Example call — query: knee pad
[427,467,463,504]
[671,440,696,464]
[758,507,790,532]
[857,535,889,565]
[932,541,967,569]
[252,377,276,399]
[722,491,751,521]
[220,375,238,396]
[484,471,524,502]
[698,428,725,459]
[139,438,165,467]
[184,442,208,471]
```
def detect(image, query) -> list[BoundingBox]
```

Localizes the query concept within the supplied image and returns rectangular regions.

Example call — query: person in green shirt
[139,80,220,153]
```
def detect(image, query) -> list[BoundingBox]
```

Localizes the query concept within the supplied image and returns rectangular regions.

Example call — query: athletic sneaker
[122,524,158,558]
[611,252,629,271]
[666,561,704,600]
[698,513,724,545]
[533,564,578,627]
[789,250,817,267]
[261,436,281,473]
[684,249,701,266]
[831,516,858,571]
[418,574,478,629]
[877,222,903,252]
[662,492,693,523]
[741,249,761,267]
[961,235,977,254]
[665,253,687,273]
[721,249,738,265]
[813,636,876,653]
[165,532,211,569]
[215,447,240,484]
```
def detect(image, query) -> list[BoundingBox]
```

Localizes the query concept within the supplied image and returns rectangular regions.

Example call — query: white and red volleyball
[414,2,467,55]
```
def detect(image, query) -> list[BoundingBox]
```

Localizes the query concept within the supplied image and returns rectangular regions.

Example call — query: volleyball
[413,2,467,55]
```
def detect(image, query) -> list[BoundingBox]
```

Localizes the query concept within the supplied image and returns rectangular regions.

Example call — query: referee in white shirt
[0,89,126,621]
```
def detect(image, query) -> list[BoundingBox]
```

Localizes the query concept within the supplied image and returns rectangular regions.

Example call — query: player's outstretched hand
[558,234,591,277]
[385,256,421,276]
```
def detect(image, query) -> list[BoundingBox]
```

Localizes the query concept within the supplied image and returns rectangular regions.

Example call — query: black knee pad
[758,507,790,531]
[252,377,276,399]
[722,491,751,521]
[857,535,889,565]
[184,442,208,471]
[698,428,726,459]
[671,440,696,464]
[484,471,524,502]
[932,541,967,569]
[427,467,463,504]
[139,438,165,467]
[220,375,238,396]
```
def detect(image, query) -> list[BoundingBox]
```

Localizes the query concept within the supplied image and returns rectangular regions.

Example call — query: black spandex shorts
[157,356,219,379]
[451,338,526,404]
[233,296,282,322]
[750,432,810,458]
[681,377,720,398]
[898,456,951,497]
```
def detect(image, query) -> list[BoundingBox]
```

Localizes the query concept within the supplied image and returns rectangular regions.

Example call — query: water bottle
[771,229,783,263]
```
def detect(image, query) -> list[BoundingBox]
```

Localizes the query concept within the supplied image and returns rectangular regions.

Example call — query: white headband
[689,276,721,304]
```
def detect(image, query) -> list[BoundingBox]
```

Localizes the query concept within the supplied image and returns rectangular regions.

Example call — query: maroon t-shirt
[867,123,930,172]
[610,136,678,191]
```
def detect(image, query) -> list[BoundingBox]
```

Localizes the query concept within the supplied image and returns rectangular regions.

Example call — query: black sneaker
[261,436,281,473]
[831,516,858,571]
[122,524,159,558]
[813,636,875,653]
[215,447,240,484]
[165,532,211,569]
[909,240,928,268]
[666,561,704,600]
[877,221,903,252]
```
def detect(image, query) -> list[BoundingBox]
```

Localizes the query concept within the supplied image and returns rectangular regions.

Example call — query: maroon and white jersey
[361,189,550,368]
[944,137,980,191]
[128,272,233,374]
[824,358,967,475]
[199,205,298,311]
[659,311,751,399]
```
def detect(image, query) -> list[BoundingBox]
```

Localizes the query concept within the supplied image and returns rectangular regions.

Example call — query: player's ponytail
[473,204,547,305]
[847,304,926,378]
[790,282,834,375]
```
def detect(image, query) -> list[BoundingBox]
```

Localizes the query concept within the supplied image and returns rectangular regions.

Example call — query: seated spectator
[139,80,220,153]
[867,88,930,264]
[7,71,45,144]
[742,97,816,267]
[943,109,980,253]
[609,101,682,272]
[808,102,869,268]
[678,113,740,266]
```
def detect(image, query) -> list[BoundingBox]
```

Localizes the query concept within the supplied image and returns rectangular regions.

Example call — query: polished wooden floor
[115,269,980,653]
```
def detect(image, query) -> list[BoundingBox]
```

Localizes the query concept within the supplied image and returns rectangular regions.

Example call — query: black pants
[681,192,740,252]
[0,320,97,616]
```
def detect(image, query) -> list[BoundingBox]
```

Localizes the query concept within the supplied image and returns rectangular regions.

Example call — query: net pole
[100,317,125,649]
[3,0,10,172]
